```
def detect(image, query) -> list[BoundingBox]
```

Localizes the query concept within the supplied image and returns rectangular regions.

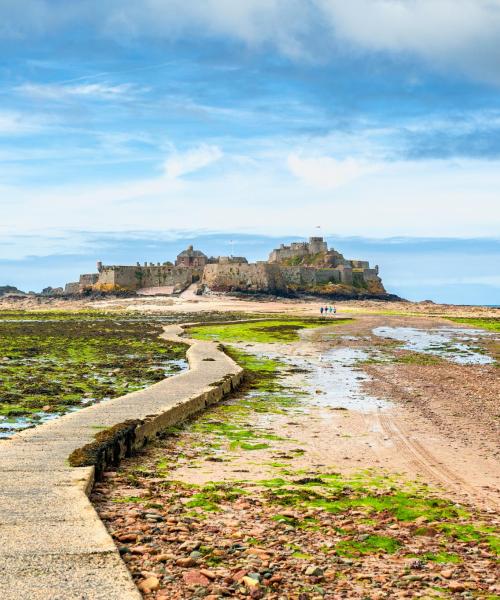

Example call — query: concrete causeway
[0,324,243,600]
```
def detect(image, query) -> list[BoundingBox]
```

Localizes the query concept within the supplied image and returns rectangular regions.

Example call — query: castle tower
[308,237,328,254]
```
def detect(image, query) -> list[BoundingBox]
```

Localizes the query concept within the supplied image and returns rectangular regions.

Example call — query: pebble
[176,557,197,567]
[449,581,465,592]
[137,576,159,592]
[130,545,149,555]
[200,569,216,580]
[156,553,177,562]
[182,569,210,586]
[305,565,324,577]
[242,575,260,589]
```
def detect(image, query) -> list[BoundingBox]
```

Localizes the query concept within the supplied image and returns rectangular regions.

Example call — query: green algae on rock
[0,311,188,433]
[446,317,500,332]
[187,318,351,344]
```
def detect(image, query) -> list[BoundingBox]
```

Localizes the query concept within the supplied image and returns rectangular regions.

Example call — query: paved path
[0,325,243,600]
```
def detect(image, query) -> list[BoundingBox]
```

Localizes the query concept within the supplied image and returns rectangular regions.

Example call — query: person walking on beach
[320,306,324,316]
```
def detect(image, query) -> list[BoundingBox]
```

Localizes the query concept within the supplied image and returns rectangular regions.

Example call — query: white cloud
[318,0,500,84]
[0,110,49,136]
[287,154,380,189]
[2,150,500,241]
[163,144,223,179]
[16,82,139,101]
[2,1,500,82]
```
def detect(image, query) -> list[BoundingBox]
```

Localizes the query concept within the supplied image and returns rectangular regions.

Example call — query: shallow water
[0,357,188,439]
[372,326,494,365]
[0,411,61,438]
[260,347,391,412]
[298,348,391,412]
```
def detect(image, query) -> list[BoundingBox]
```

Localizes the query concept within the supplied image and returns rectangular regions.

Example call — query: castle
[65,237,386,297]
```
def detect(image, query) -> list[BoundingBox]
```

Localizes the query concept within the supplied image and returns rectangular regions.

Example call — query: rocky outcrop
[0,285,26,296]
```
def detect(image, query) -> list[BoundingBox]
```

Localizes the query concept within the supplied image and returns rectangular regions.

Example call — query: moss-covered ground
[188,318,351,343]
[0,310,189,433]
[446,317,500,332]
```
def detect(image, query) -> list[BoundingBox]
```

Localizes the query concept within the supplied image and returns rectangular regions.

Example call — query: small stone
[130,545,149,555]
[156,553,176,562]
[305,565,324,577]
[137,576,159,592]
[242,575,260,589]
[182,569,210,586]
[176,557,197,567]
[190,550,202,559]
[199,569,216,580]
[449,582,465,592]
[179,540,201,551]
[440,569,453,579]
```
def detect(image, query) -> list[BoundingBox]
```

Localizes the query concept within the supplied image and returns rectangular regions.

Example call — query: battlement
[269,237,329,263]
[65,236,386,297]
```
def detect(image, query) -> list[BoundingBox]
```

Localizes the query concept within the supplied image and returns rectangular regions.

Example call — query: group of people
[320,305,337,316]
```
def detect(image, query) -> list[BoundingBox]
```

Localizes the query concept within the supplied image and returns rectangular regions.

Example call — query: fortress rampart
[92,265,199,293]
[65,238,387,297]
[202,262,287,293]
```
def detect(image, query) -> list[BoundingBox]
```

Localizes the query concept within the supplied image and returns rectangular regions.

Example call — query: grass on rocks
[94,449,500,598]
[92,327,500,599]
[446,317,500,332]
[0,310,188,432]
[187,318,351,344]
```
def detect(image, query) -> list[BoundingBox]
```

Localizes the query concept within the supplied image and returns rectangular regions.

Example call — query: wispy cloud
[15,82,143,101]
[0,110,51,136]
[163,144,223,179]
[287,154,380,189]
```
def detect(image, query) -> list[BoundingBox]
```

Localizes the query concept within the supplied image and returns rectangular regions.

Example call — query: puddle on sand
[260,347,391,413]
[300,348,391,412]
[373,326,494,365]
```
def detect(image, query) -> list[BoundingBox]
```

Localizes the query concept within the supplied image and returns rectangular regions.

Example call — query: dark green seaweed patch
[0,314,187,422]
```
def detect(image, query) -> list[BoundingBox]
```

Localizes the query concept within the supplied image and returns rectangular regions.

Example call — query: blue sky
[1,1,499,303]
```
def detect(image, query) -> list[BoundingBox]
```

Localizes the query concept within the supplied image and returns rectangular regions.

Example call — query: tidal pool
[372,326,494,365]
[258,347,390,412]
[0,312,190,438]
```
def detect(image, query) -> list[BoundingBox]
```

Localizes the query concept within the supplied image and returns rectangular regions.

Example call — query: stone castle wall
[280,265,356,288]
[93,265,200,292]
[65,237,386,296]
[269,237,329,263]
[202,262,287,293]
